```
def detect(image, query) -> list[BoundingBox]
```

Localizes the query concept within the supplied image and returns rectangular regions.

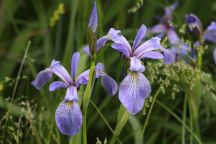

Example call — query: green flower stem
[156,100,202,144]
[82,61,96,144]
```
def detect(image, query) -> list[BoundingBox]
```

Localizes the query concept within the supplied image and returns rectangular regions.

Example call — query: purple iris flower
[151,2,179,45]
[84,28,121,56]
[203,21,216,64]
[31,52,117,138]
[185,14,203,37]
[110,24,163,114]
[88,2,98,33]
[203,21,216,43]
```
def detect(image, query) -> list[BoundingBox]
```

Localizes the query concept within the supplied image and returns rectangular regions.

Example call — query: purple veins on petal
[140,51,164,60]
[129,57,145,73]
[213,48,216,64]
[203,21,216,43]
[132,24,147,49]
[71,52,80,81]
[88,2,98,32]
[65,86,79,101]
[50,60,73,86]
[111,43,131,57]
[55,101,82,138]
[49,81,67,91]
[119,72,151,115]
[133,37,161,58]
[31,69,52,90]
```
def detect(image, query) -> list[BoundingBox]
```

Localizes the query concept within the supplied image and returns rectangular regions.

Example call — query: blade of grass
[182,91,188,144]
[155,100,202,144]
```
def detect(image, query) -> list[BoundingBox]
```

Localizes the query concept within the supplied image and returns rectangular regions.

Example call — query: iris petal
[119,72,151,115]
[160,47,175,64]
[100,73,118,96]
[31,69,52,90]
[167,29,179,45]
[50,61,73,86]
[213,48,216,64]
[71,52,80,80]
[55,101,82,138]
[150,24,166,33]
[49,81,67,91]
[139,51,164,60]
[132,24,147,49]
[133,37,161,58]
[203,21,216,43]
[129,57,145,72]
[65,86,79,101]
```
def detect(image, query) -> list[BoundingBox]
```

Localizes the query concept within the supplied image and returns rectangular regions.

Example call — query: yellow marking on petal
[0,84,3,91]
[131,71,138,84]
[65,100,73,111]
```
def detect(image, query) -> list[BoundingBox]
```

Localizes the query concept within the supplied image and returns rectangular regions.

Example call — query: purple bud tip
[88,2,98,32]
[172,2,179,9]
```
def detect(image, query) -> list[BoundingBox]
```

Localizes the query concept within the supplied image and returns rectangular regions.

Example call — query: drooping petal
[49,81,67,91]
[119,72,151,115]
[129,57,145,72]
[88,2,98,32]
[95,62,118,96]
[71,52,80,81]
[140,51,164,59]
[64,86,79,101]
[167,29,179,45]
[170,42,190,61]
[133,37,161,58]
[100,73,118,96]
[75,68,99,87]
[203,21,216,43]
[50,61,73,86]
[83,28,121,56]
[150,24,167,33]
[111,34,132,56]
[160,47,175,64]
[31,69,52,90]
[55,101,82,138]
[132,24,147,49]
[213,48,216,64]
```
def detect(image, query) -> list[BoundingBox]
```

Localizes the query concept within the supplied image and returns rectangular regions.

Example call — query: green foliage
[0,0,216,144]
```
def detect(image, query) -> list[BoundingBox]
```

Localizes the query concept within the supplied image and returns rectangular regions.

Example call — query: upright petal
[213,48,216,64]
[203,21,216,43]
[139,51,164,59]
[111,34,132,56]
[165,2,178,21]
[96,62,105,73]
[31,69,52,90]
[167,29,179,45]
[132,24,147,49]
[133,37,161,58]
[49,81,67,91]
[150,24,167,33]
[71,52,80,81]
[88,2,98,32]
[64,86,79,101]
[55,101,82,138]
[129,57,145,72]
[119,72,151,115]
[50,61,73,86]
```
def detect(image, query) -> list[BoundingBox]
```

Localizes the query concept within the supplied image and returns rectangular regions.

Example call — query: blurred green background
[0,0,216,143]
